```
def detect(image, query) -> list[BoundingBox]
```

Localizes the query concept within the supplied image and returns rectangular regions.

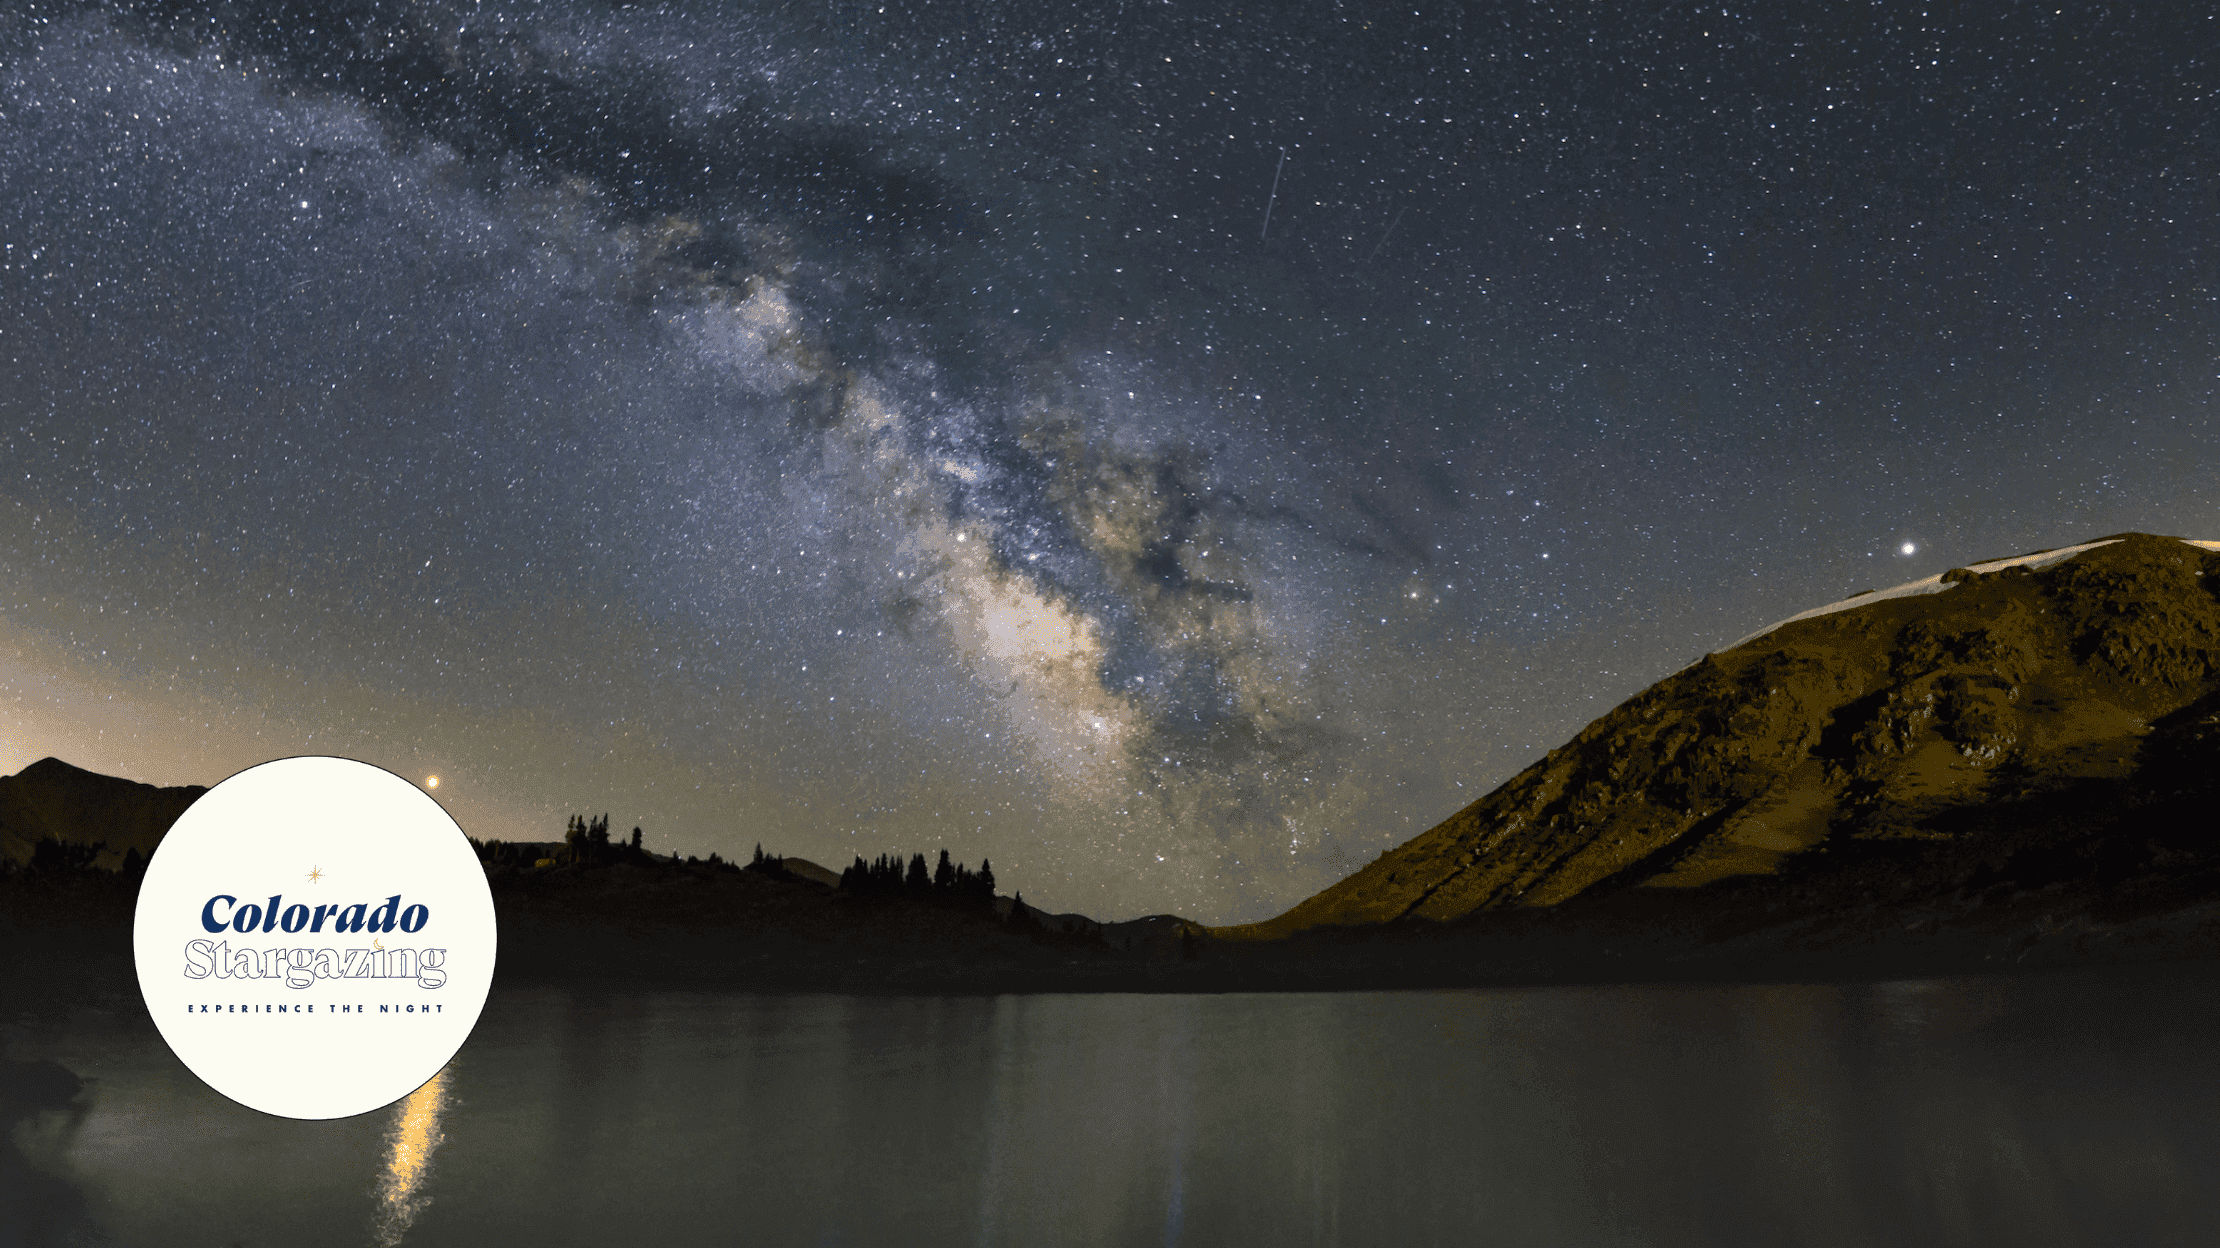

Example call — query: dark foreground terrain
[9,833,2220,1015]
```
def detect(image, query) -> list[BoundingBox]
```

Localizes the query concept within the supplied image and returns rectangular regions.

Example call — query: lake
[11,965,2220,1246]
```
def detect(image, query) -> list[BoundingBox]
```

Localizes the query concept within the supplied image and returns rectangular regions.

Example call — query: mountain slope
[0,757,207,869]
[1224,533,2220,942]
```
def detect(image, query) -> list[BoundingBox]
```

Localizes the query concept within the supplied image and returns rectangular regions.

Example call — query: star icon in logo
[307,866,323,884]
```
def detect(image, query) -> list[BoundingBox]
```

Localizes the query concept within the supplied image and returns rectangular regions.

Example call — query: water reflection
[373,1067,449,1247]
[15,966,2220,1246]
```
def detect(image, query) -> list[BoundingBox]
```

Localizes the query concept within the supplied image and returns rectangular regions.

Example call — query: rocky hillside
[1224,533,2220,946]
[0,757,206,869]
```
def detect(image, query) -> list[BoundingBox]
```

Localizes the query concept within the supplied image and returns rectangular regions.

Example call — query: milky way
[3,2,2215,922]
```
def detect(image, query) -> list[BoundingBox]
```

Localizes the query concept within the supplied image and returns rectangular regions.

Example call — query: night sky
[3,1,2214,924]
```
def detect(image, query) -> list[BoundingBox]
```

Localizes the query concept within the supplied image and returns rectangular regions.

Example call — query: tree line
[474,813,662,870]
[837,849,996,914]
[471,818,1061,935]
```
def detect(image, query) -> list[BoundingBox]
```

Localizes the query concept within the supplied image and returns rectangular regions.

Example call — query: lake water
[11,966,2220,1247]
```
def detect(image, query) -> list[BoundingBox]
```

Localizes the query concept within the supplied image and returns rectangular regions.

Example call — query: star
[308,866,323,884]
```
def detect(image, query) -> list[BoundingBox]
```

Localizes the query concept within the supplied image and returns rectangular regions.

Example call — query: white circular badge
[133,756,498,1119]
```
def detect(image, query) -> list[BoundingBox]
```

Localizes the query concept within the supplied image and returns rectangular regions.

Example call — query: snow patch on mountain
[1725,536,2215,652]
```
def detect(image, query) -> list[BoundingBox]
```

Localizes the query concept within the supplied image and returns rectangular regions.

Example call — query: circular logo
[133,756,498,1119]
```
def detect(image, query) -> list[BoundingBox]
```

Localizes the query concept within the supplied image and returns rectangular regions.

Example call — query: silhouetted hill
[0,757,205,869]
[772,856,839,889]
[0,771,1186,1003]
[486,858,1157,991]
[1210,533,2220,979]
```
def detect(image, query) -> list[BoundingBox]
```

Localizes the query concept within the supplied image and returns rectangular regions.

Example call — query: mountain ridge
[1220,532,2220,946]
[0,757,206,870]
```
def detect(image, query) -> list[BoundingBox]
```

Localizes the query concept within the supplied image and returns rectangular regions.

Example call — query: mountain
[0,757,206,869]
[17,534,2220,991]
[763,855,840,889]
[0,758,1179,998]
[1218,533,2220,972]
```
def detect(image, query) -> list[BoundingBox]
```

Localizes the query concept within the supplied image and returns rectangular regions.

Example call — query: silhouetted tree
[746,845,798,881]
[557,814,620,866]
[1006,891,1046,936]
[29,837,103,875]
[837,848,1001,915]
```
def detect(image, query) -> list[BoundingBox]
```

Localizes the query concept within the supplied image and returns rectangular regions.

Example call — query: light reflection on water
[12,966,2220,1247]
[374,1067,449,1247]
